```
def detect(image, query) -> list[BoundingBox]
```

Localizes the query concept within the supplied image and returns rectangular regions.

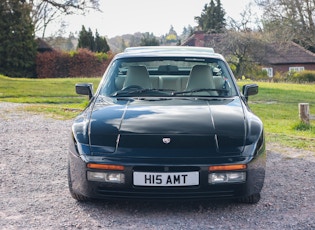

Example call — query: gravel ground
[1,102,315,230]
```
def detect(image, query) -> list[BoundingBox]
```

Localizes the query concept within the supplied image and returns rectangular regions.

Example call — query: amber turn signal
[209,164,247,171]
[87,163,125,171]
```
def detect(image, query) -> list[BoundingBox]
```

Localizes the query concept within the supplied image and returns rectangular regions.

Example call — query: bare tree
[256,0,315,51]
[28,0,100,38]
[214,3,267,77]
[222,32,267,77]
[227,3,262,32]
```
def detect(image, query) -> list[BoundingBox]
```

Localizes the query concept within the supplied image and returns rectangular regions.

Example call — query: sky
[45,0,261,38]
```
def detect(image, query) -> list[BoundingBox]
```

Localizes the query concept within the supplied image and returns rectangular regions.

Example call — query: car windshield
[99,57,238,98]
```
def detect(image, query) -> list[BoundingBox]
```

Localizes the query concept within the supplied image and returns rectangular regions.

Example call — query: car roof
[114,46,225,60]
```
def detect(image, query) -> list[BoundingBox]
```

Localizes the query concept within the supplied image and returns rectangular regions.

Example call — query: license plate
[133,172,199,186]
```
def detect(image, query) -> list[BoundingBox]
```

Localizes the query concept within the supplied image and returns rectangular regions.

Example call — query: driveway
[0,102,314,229]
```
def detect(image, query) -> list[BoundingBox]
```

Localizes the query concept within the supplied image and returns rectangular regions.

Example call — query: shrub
[288,70,315,83]
[36,49,112,78]
[36,51,63,78]
[249,68,270,81]
[239,64,270,81]
[272,72,287,82]
[69,49,98,77]
[95,52,108,62]
[36,51,71,78]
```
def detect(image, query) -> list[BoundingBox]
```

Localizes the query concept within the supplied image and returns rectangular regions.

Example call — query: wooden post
[299,103,310,125]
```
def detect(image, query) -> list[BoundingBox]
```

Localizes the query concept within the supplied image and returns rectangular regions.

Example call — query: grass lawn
[0,75,101,119]
[240,81,315,151]
[1,75,315,151]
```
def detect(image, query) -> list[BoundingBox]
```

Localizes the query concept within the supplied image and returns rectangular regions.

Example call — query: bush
[272,72,287,82]
[288,70,315,83]
[238,64,270,81]
[36,51,66,78]
[69,49,100,77]
[36,49,112,78]
[249,68,270,81]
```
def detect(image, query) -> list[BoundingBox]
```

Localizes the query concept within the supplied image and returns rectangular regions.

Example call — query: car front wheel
[67,164,89,202]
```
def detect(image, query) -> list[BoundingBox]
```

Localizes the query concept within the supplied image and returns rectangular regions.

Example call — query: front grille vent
[133,166,200,172]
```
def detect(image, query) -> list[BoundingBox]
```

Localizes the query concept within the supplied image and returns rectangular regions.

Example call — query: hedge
[289,70,315,83]
[273,70,315,83]
[36,49,112,78]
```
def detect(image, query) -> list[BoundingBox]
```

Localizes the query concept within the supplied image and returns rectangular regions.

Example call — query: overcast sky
[45,0,261,38]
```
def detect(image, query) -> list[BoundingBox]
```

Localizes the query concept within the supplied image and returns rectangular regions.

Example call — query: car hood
[87,97,247,157]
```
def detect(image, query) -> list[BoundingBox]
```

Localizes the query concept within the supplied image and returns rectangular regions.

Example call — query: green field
[0,75,101,119]
[239,81,315,151]
[1,75,314,151]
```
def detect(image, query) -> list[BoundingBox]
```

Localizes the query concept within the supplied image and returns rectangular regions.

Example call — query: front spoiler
[68,147,266,201]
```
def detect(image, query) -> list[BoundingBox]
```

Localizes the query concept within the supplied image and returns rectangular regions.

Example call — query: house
[259,42,315,77]
[182,32,315,77]
[36,38,53,53]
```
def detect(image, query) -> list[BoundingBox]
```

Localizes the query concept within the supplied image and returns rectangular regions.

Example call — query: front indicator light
[209,164,246,171]
[87,163,124,171]
[208,172,246,184]
[87,171,125,183]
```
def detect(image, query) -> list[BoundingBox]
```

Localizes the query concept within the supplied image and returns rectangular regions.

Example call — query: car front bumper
[68,147,266,201]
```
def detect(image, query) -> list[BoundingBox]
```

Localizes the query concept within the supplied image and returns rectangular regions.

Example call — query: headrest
[123,66,151,88]
[186,65,213,90]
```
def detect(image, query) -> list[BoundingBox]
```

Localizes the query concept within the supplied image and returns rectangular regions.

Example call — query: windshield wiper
[172,88,229,96]
[111,88,174,97]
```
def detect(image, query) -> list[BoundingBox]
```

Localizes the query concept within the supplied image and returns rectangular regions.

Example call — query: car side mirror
[76,83,94,100]
[242,84,258,101]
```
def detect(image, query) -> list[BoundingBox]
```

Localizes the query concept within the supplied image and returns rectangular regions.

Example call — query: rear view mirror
[76,83,93,100]
[242,84,258,101]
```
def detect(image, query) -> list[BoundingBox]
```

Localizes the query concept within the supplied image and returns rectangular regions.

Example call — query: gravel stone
[1,102,315,230]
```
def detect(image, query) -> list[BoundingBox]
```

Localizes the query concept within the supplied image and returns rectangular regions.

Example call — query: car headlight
[87,164,125,183]
[87,171,125,183]
[208,172,246,184]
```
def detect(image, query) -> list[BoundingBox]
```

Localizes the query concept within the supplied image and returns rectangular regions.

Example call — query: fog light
[105,173,125,183]
[208,172,246,184]
[87,171,125,183]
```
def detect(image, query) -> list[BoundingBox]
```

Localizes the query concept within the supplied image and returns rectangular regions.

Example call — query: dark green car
[68,46,265,203]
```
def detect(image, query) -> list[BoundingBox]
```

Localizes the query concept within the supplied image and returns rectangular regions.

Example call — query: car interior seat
[123,65,152,89]
[185,65,218,95]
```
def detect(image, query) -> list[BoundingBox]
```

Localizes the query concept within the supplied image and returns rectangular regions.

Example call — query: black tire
[67,164,90,202]
[238,193,261,204]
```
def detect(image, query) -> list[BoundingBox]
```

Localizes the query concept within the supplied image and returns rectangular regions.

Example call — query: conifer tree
[87,28,95,51]
[78,26,93,50]
[78,26,110,52]
[195,0,226,33]
[0,0,37,78]
[94,30,110,53]
[140,32,160,46]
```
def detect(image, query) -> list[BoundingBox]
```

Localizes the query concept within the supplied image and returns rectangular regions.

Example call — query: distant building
[36,38,53,53]
[182,32,315,77]
[259,42,315,77]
